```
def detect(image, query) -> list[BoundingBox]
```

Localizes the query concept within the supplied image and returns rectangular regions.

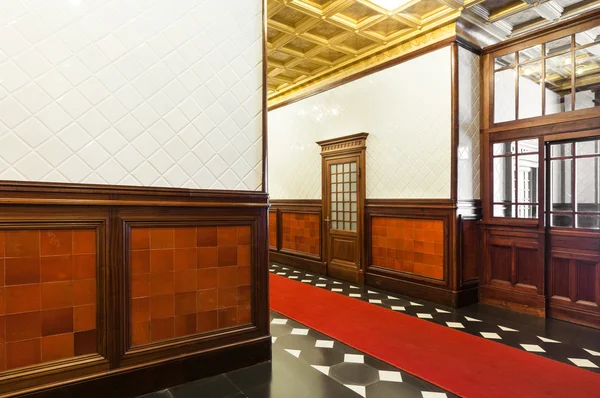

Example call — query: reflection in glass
[494,204,515,217]
[518,139,539,153]
[577,215,600,229]
[518,154,538,203]
[575,27,600,46]
[552,214,573,227]
[550,142,573,158]
[495,53,515,70]
[493,141,514,155]
[493,157,516,203]
[551,159,573,212]
[519,61,542,119]
[519,45,542,62]
[518,205,538,218]
[576,157,600,212]
[545,53,572,115]
[546,36,572,55]
[575,45,600,110]
[576,139,600,155]
[494,69,516,123]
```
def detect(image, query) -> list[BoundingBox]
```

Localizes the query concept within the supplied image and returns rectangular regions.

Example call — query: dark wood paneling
[365,199,480,308]
[269,200,325,274]
[547,230,600,328]
[481,225,545,316]
[0,183,270,396]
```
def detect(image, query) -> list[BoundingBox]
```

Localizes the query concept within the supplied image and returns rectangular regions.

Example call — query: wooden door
[545,138,600,328]
[317,133,367,283]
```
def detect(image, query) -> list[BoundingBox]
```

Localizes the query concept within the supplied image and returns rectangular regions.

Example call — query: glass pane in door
[330,161,358,232]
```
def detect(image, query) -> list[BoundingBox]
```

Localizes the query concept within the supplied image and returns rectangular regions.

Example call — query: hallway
[140,263,600,398]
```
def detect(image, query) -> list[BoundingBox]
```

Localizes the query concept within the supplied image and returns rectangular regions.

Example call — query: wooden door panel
[318,133,368,284]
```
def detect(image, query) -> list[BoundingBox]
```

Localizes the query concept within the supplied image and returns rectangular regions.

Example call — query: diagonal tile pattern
[270,263,600,373]
[0,0,263,191]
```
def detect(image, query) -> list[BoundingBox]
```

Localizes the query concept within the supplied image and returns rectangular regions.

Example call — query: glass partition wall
[493,26,600,124]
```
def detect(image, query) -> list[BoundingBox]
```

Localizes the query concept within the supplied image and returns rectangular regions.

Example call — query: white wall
[457,47,481,201]
[0,0,263,191]
[268,47,452,200]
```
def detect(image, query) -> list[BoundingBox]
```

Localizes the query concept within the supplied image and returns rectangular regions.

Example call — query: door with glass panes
[323,154,363,282]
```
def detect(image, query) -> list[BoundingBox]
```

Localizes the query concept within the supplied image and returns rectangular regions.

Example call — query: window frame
[490,138,542,221]
[547,137,600,231]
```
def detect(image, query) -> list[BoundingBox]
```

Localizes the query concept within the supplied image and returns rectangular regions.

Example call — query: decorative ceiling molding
[267,0,600,102]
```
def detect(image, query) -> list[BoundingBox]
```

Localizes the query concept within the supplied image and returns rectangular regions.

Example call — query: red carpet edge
[270,273,600,398]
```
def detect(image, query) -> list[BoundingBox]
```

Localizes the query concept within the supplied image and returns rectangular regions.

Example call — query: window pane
[331,221,337,229]
[546,36,572,56]
[575,27,600,46]
[574,45,600,110]
[519,61,542,119]
[331,184,336,192]
[350,163,356,172]
[331,175,336,183]
[493,141,515,156]
[494,69,516,123]
[545,53,573,115]
[350,223,357,232]
[518,154,538,203]
[493,156,516,202]
[550,142,573,158]
[331,211,336,220]
[550,159,573,212]
[494,204,515,217]
[519,45,542,62]
[575,139,600,155]
[344,203,350,211]
[344,163,350,172]
[495,53,515,70]
[576,214,600,229]
[551,214,573,227]
[576,157,600,212]
[517,205,538,218]
[518,139,539,153]
[332,203,337,211]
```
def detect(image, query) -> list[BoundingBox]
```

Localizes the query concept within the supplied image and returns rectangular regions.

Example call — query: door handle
[324,218,331,229]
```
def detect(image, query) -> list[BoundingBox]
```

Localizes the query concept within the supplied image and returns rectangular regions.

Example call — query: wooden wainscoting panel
[119,204,268,369]
[365,199,479,308]
[0,184,270,396]
[480,225,545,316]
[548,230,600,328]
[269,200,325,274]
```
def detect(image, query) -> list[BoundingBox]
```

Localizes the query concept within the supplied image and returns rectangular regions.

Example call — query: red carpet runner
[270,274,600,398]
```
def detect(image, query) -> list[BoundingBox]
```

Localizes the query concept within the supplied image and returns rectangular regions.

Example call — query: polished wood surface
[0,183,270,396]
[269,200,325,274]
[365,199,480,307]
[319,134,368,284]
[480,17,600,327]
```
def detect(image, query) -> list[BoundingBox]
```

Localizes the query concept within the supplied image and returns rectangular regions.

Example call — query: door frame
[317,133,368,283]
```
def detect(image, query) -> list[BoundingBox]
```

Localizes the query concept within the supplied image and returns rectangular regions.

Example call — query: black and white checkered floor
[270,263,600,373]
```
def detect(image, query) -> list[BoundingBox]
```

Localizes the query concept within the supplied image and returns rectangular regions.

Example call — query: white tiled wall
[457,47,481,201]
[269,47,452,199]
[0,0,263,190]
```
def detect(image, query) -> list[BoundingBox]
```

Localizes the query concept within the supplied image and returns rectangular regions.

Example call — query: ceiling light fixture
[369,0,411,11]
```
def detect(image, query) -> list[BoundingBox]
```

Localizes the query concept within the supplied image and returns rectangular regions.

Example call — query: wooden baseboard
[19,337,271,398]
[479,285,546,317]
[548,303,600,329]
[270,251,326,274]
[365,272,478,308]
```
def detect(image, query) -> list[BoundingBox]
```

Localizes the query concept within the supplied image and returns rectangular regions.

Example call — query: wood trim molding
[0,189,270,396]
[316,133,369,155]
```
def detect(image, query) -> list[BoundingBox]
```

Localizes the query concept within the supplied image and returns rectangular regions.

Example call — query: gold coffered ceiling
[267,0,464,98]
[267,0,600,100]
